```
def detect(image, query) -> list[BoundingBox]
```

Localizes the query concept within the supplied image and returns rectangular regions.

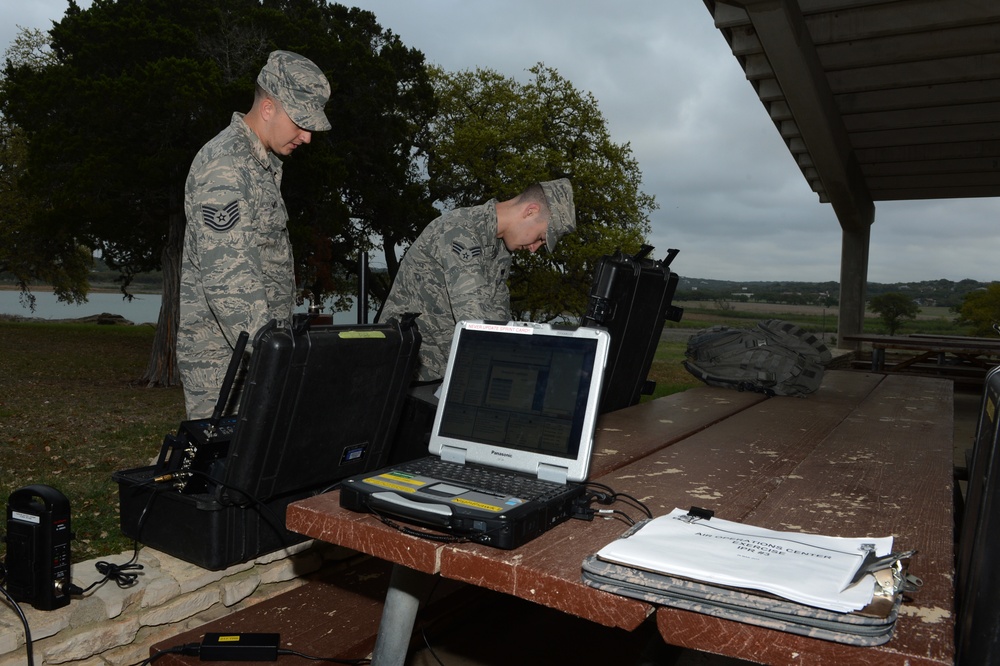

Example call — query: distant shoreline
[0,284,161,295]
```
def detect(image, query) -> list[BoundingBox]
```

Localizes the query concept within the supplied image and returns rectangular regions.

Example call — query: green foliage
[867,292,920,335]
[956,284,1000,336]
[0,123,93,309]
[421,63,655,321]
[0,28,92,308]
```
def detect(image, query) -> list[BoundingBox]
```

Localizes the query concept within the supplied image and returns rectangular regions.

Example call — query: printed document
[596,508,892,612]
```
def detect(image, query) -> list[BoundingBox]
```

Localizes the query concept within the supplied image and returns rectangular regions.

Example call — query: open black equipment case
[581,246,683,413]
[113,314,420,570]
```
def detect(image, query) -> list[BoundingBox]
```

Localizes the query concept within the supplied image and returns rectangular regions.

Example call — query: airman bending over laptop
[379,178,577,381]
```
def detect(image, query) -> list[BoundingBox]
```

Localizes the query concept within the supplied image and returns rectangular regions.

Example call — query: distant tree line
[675,277,993,310]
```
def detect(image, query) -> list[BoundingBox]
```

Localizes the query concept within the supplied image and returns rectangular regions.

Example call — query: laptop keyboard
[401,457,567,501]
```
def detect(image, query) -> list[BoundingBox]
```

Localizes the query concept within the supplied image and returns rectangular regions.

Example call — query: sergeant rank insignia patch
[451,241,482,262]
[202,201,241,232]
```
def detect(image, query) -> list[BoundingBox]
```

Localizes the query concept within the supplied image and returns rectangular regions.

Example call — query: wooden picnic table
[286,370,955,665]
[843,333,1000,379]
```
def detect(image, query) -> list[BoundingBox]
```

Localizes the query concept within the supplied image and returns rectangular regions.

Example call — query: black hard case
[956,365,1000,664]
[113,316,420,570]
[581,247,682,413]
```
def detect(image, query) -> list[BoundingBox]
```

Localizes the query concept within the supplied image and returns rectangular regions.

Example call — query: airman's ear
[260,96,278,121]
[522,202,541,219]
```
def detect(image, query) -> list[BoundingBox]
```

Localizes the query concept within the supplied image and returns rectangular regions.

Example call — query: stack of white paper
[596,508,893,612]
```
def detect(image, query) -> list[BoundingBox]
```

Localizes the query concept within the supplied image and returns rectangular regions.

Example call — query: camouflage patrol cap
[257,50,331,132]
[540,178,576,252]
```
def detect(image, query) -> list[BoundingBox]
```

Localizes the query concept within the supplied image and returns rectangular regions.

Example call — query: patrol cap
[540,178,576,252]
[256,50,332,132]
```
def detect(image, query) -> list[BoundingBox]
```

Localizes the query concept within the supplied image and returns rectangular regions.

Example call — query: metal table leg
[371,564,435,666]
[872,347,885,371]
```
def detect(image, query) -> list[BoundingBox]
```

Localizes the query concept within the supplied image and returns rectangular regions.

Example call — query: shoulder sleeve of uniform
[185,152,267,342]
[187,152,252,235]
[439,225,507,322]
[440,223,486,265]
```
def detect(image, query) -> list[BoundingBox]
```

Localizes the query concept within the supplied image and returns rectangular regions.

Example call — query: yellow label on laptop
[379,472,425,486]
[453,497,504,512]
[363,476,420,493]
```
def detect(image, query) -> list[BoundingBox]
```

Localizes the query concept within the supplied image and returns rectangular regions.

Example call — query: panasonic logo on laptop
[491,450,513,458]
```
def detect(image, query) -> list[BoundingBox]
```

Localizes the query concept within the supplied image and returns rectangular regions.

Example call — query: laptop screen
[429,321,610,483]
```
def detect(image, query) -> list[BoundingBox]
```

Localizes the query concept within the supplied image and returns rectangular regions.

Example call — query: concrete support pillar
[837,223,871,350]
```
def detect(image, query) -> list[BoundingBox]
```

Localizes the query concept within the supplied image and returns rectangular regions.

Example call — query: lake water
[0,289,368,325]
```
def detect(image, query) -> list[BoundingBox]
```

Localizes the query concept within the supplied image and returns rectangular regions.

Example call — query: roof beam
[721,0,874,231]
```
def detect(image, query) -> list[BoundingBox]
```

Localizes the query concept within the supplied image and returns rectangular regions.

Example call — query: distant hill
[677,276,990,309]
[3,259,990,310]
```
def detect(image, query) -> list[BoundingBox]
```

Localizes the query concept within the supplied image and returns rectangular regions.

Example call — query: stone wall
[0,540,349,666]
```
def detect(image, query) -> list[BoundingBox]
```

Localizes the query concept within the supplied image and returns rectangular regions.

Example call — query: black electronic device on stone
[581,245,683,413]
[113,314,421,569]
[4,484,74,610]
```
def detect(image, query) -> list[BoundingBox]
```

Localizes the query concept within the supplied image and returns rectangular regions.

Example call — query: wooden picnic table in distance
[843,333,1000,383]
[286,370,955,666]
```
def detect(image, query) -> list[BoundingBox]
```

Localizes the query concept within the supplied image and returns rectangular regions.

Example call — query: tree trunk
[141,203,184,387]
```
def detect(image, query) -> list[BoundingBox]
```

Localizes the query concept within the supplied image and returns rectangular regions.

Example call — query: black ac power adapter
[200,633,280,661]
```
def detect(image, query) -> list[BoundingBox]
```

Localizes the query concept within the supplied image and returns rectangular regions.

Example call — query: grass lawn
[0,321,185,562]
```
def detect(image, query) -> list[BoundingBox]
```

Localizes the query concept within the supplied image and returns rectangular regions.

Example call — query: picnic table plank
[655,608,947,666]
[646,373,953,665]
[440,516,653,630]
[594,371,886,520]
[287,491,445,574]
[590,386,766,477]
[732,374,955,665]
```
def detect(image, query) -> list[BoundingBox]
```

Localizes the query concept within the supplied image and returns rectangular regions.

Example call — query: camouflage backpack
[683,319,831,397]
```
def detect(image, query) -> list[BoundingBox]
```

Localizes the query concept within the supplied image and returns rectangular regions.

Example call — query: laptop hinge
[440,445,467,465]
[537,463,568,485]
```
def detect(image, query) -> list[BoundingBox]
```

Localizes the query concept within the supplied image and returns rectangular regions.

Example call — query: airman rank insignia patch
[451,241,482,262]
[202,201,241,232]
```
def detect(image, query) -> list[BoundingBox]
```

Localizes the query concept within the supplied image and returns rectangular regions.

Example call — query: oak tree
[955,284,1000,337]
[419,63,656,321]
[868,292,920,335]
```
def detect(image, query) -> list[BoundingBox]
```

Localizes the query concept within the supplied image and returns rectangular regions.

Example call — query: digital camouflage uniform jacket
[380,201,512,381]
[178,113,296,418]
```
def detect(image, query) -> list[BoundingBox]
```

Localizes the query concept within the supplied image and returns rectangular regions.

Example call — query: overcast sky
[5,0,998,284]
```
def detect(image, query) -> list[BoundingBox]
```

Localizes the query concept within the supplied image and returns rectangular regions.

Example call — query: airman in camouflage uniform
[178,51,331,418]
[379,179,576,381]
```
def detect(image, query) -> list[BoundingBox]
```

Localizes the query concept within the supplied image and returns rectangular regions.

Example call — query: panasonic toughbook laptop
[339,320,610,549]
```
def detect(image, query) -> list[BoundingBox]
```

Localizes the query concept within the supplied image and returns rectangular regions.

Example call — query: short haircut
[515,183,551,218]
[253,84,282,110]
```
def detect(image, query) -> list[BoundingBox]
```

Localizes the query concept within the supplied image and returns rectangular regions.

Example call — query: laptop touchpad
[423,483,468,497]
